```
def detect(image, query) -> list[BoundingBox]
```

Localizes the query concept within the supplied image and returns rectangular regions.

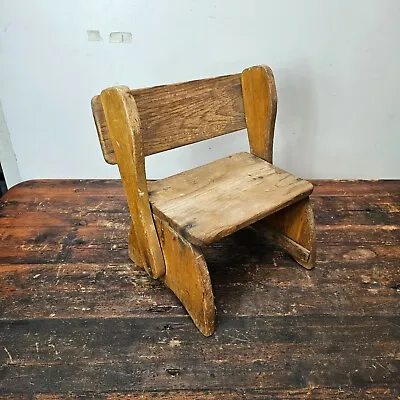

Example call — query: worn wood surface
[132,73,245,156]
[0,179,399,398]
[100,87,165,278]
[149,152,313,246]
[93,74,245,160]
[91,95,117,164]
[253,197,316,269]
[154,215,215,336]
[241,65,277,163]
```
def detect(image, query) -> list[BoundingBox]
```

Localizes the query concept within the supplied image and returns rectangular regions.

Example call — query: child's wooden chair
[91,65,316,336]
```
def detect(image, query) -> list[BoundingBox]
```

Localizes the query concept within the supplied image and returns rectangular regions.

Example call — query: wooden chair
[91,65,316,336]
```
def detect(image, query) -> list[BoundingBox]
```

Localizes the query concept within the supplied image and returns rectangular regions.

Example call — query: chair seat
[148,152,313,246]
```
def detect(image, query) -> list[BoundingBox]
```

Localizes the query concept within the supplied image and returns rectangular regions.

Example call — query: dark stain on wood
[0,179,399,398]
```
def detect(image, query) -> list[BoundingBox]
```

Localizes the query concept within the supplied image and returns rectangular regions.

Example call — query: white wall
[1,0,399,186]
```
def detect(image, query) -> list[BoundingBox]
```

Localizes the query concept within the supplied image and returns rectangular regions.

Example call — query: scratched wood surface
[0,180,399,399]
[241,65,277,163]
[92,74,245,161]
[149,152,313,245]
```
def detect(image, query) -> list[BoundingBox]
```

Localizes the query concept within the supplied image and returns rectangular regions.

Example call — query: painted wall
[1,0,399,187]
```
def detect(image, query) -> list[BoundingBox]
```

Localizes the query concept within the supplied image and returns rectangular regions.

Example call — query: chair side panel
[100,87,166,278]
[241,65,277,163]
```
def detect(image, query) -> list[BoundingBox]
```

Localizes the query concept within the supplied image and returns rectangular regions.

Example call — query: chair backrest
[92,65,277,165]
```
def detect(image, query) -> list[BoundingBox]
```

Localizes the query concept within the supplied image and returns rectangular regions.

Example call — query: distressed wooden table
[0,179,399,399]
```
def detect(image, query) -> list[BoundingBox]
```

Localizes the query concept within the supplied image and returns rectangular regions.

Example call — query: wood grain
[253,197,316,269]
[128,222,146,267]
[91,95,117,164]
[0,388,397,399]
[154,215,215,336]
[92,74,246,160]
[0,316,398,393]
[92,87,133,165]
[132,73,245,155]
[0,179,399,398]
[100,87,165,278]
[148,152,313,245]
[241,65,277,163]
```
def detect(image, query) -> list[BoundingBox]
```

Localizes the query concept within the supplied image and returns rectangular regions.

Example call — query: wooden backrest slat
[130,73,246,156]
[92,67,277,163]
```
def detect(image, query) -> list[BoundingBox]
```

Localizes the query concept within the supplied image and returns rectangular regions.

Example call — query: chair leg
[128,223,146,268]
[153,215,216,336]
[252,197,316,269]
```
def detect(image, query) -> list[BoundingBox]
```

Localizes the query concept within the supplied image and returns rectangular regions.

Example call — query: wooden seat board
[148,152,313,246]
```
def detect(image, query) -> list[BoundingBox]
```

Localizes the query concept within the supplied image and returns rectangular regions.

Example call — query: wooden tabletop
[0,179,399,399]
